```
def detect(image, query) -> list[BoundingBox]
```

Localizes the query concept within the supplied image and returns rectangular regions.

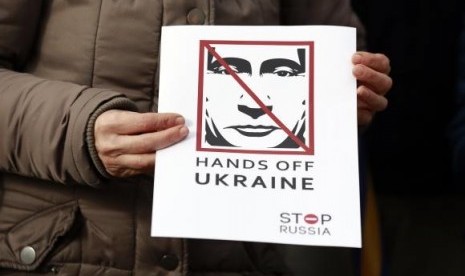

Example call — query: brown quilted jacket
[0,0,365,275]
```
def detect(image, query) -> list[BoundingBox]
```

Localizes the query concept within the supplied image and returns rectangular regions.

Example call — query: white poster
[152,26,361,248]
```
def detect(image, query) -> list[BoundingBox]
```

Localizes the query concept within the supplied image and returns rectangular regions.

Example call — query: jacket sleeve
[280,0,367,50]
[0,1,136,187]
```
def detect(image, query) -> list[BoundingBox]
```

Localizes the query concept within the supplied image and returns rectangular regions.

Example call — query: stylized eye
[273,66,299,77]
[207,57,252,75]
[260,58,305,77]
[212,65,239,75]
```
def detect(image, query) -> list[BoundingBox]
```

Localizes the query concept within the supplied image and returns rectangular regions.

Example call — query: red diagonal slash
[204,43,311,153]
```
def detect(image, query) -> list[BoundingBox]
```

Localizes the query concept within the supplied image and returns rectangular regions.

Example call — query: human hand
[352,51,392,126]
[94,110,189,178]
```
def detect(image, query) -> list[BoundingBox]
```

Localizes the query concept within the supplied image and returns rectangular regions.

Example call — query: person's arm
[0,1,136,187]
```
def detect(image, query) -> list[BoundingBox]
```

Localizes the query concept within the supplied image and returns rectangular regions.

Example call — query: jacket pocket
[0,200,79,271]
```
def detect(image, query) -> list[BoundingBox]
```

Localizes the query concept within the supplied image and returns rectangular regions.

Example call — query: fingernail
[175,116,185,125]
[179,126,189,136]
[353,54,362,64]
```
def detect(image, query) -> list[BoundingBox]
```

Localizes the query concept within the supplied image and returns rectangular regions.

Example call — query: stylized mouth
[225,125,279,137]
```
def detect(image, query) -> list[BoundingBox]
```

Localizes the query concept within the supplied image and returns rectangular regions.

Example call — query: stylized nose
[238,105,272,119]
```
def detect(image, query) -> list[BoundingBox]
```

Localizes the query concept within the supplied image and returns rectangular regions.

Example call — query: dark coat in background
[351,0,465,275]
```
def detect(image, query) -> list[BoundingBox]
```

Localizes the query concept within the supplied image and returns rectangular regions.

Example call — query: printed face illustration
[201,44,311,151]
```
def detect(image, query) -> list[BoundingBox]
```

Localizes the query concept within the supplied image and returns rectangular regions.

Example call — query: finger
[98,110,185,135]
[357,85,389,112]
[115,124,189,154]
[357,108,374,127]
[109,153,155,177]
[357,97,370,110]
[118,112,185,134]
[352,51,391,74]
[353,64,393,96]
[117,153,155,173]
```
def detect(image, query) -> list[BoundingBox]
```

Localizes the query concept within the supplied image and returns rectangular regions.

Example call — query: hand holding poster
[152,26,361,248]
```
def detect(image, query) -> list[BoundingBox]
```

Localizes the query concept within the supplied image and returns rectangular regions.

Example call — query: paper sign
[152,26,361,248]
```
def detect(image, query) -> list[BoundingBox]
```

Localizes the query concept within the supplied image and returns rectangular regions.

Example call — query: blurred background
[279,1,465,275]
[353,0,465,275]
